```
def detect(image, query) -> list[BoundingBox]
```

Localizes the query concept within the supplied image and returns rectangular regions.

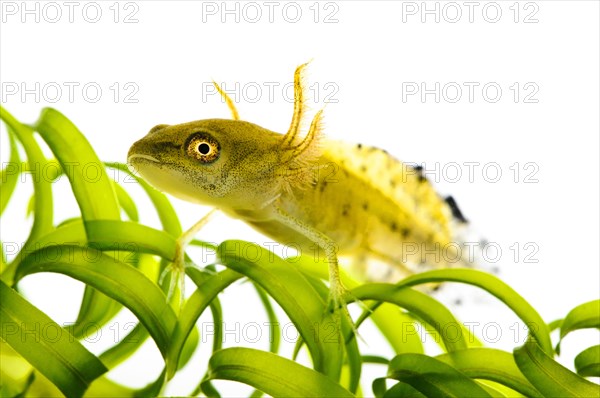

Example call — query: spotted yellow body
[128,64,470,314]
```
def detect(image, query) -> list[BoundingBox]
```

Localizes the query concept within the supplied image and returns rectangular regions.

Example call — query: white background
[1,1,599,395]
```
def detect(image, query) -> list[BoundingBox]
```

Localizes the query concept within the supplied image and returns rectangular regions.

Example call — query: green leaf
[84,219,176,260]
[98,323,149,369]
[0,280,107,397]
[94,255,160,367]
[167,266,241,379]
[105,162,182,236]
[192,275,225,397]
[574,345,600,378]
[32,108,126,349]
[112,180,139,222]
[514,339,600,397]
[436,348,542,397]
[395,269,553,355]
[203,347,354,398]
[352,283,468,353]
[299,270,361,394]
[15,219,175,341]
[85,376,136,397]
[14,245,177,359]
[293,254,425,355]
[217,240,345,380]
[0,127,21,215]
[385,353,493,397]
[374,379,426,398]
[72,285,122,340]
[254,283,281,355]
[558,300,600,353]
[0,106,54,284]
[33,107,121,224]
[371,305,425,355]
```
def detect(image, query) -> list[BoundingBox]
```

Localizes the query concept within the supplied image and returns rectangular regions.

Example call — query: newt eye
[186,132,220,163]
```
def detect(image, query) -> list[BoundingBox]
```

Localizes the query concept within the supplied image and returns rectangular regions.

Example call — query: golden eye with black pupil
[186,132,220,163]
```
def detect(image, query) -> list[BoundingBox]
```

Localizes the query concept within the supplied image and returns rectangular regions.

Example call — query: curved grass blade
[72,285,122,340]
[343,334,362,395]
[371,305,425,355]
[202,347,354,398]
[394,269,553,355]
[574,345,600,378]
[87,366,167,397]
[217,240,345,380]
[254,283,281,354]
[84,220,176,260]
[95,255,160,368]
[298,270,361,394]
[0,364,35,398]
[135,367,167,397]
[514,338,600,397]
[98,322,149,369]
[85,377,135,397]
[436,348,542,397]
[0,127,20,215]
[33,107,120,223]
[32,107,125,348]
[0,106,54,284]
[7,219,86,273]
[373,379,427,398]
[72,230,164,335]
[112,180,139,222]
[351,283,468,353]
[105,162,182,236]
[0,280,107,397]
[294,255,424,354]
[557,300,600,354]
[548,318,563,333]
[167,266,242,379]
[190,270,225,397]
[15,245,177,359]
[385,353,493,397]
[24,219,176,339]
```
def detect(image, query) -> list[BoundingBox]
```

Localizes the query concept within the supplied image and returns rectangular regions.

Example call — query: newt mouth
[127,153,160,163]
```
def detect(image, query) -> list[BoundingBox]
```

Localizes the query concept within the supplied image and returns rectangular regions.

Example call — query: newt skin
[128,64,471,312]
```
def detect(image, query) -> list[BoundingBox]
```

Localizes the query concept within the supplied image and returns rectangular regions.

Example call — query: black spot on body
[401,228,410,238]
[390,179,396,188]
[445,196,468,223]
[362,202,369,211]
[360,165,367,172]
[357,143,362,149]
[342,204,351,217]
[319,180,328,193]
[390,222,398,232]
[411,165,427,182]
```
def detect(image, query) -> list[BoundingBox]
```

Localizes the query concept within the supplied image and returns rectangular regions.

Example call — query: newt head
[128,63,322,211]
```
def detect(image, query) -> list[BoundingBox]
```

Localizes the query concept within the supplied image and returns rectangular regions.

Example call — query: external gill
[282,62,311,148]
[278,63,324,192]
